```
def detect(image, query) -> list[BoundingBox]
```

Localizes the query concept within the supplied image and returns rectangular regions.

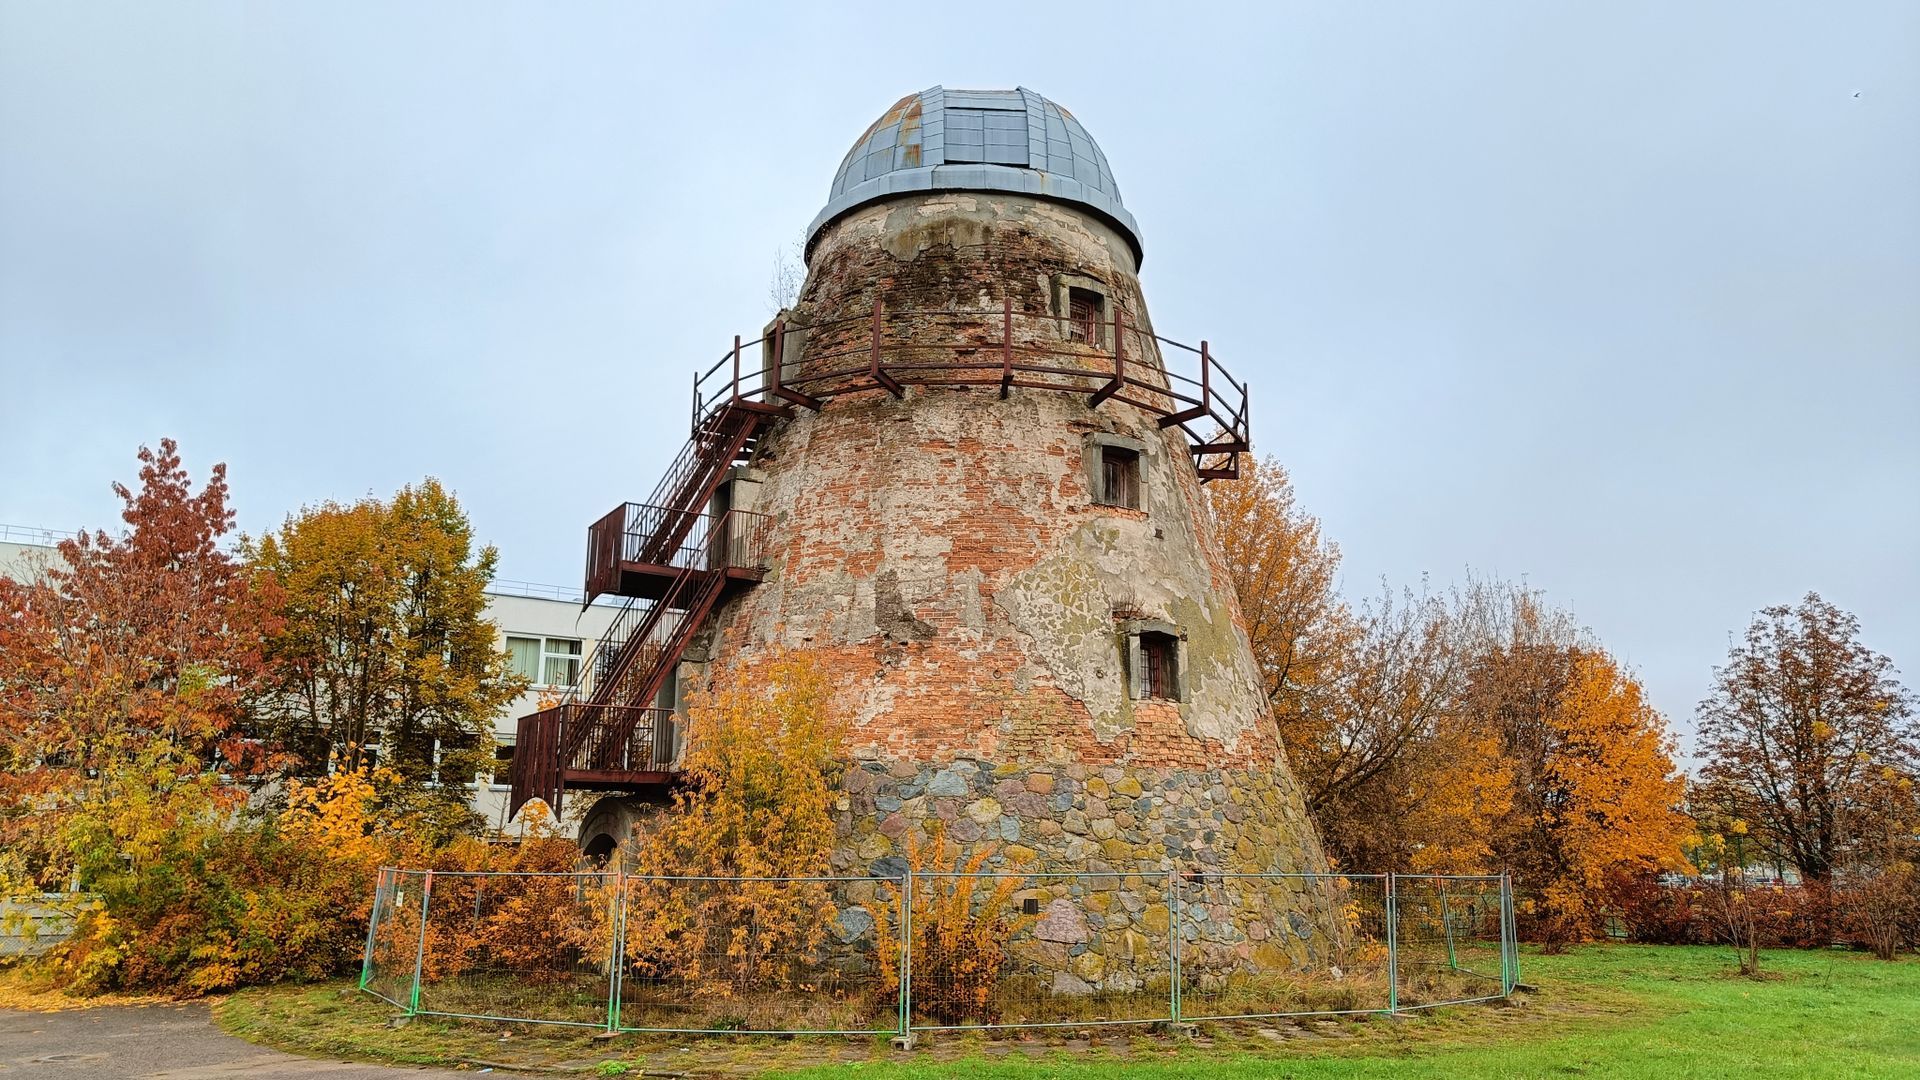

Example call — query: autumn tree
[1696,594,1918,886]
[245,479,524,834]
[1290,582,1489,870]
[1493,650,1691,944]
[1207,458,1691,916]
[1206,457,1352,733]
[0,439,278,891]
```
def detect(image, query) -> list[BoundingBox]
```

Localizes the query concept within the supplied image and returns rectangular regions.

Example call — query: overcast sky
[2,2,1915,755]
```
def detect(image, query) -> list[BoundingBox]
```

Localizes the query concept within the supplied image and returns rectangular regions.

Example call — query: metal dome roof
[806,86,1143,265]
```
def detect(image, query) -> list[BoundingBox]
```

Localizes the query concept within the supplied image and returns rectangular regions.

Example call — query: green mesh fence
[358,867,1517,1033]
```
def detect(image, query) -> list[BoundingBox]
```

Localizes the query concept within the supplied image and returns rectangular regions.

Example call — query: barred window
[1141,632,1179,701]
[1069,287,1102,344]
[1126,624,1188,703]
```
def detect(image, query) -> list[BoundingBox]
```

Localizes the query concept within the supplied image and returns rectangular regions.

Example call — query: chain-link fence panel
[359,869,426,1010]
[1173,873,1389,1020]
[1391,875,1510,1008]
[615,875,901,1035]
[359,868,1517,1031]
[907,871,1176,1031]
[412,872,618,1028]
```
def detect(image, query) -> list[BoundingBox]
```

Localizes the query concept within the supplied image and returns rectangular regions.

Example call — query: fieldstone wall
[826,756,1344,986]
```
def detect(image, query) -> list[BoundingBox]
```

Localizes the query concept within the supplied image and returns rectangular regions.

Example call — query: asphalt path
[0,1003,467,1078]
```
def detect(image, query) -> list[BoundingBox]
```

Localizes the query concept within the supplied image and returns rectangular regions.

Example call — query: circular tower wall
[673,88,1340,977]
[704,192,1323,874]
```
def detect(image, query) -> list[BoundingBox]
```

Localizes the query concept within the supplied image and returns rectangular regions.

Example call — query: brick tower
[515,87,1329,906]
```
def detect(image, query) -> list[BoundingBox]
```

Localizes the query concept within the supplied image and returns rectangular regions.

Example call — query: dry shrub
[867,824,1031,1024]
[1839,867,1919,960]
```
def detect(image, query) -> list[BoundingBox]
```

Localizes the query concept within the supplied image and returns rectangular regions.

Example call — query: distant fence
[361,869,1516,1035]
[0,894,90,958]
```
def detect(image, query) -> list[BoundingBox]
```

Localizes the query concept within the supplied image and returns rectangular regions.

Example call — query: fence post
[898,869,913,1037]
[1384,872,1398,1015]
[408,870,433,1017]
[1168,867,1181,1023]
[1439,877,1458,971]
[1503,871,1520,994]
[358,868,386,992]
[606,871,626,1034]
[1496,874,1509,994]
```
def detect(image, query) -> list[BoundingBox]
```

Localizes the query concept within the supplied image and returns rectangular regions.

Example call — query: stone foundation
[827,756,1343,984]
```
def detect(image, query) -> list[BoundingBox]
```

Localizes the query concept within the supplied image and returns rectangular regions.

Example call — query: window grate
[1142,632,1178,701]
[1068,288,1101,344]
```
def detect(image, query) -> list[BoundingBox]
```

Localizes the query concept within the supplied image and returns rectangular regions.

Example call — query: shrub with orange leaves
[620,652,848,997]
[866,824,1032,1024]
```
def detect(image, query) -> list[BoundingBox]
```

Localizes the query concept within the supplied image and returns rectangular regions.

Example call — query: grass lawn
[208,945,1920,1078]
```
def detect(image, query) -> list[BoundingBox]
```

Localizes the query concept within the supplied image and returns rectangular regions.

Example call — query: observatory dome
[805,86,1143,264]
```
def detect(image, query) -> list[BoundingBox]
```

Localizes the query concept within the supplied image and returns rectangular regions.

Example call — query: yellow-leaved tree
[624,652,846,996]
[1478,648,1692,946]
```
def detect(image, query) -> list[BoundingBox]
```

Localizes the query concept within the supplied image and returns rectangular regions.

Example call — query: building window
[1068,287,1103,344]
[1100,446,1141,510]
[430,733,479,788]
[506,635,584,688]
[1125,622,1187,703]
[944,106,1030,167]
[506,636,541,682]
[1140,632,1179,700]
[543,638,582,687]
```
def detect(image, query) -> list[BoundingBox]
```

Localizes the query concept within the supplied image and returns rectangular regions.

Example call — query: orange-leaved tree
[1205,456,1353,742]
[0,439,279,895]
[1472,644,1691,947]
[623,652,847,995]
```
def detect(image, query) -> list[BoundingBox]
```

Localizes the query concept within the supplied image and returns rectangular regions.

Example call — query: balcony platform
[606,561,766,604]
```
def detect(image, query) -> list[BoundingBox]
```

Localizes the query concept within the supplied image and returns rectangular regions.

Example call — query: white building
[0,524,615,834]
[472,581,620,831]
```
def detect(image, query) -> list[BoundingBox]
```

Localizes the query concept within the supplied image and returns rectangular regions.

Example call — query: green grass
[214,946,1920,1078]
[773,947,1920,1080]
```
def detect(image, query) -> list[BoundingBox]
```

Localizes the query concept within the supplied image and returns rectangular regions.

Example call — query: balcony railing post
[1200,340,1210,413]
[770,322,784,401]
[732,335,742,404]
[1091,306,1124,407]
[771,319,784,403]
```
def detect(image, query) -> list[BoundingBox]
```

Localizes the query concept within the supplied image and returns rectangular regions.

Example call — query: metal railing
[692,298,1251,480]
[362,869,1517,1037]
[585,505,772,602]
[0,524,75,547]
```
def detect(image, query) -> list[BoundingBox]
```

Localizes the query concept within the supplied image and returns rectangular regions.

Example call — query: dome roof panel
[806,86,1143,265]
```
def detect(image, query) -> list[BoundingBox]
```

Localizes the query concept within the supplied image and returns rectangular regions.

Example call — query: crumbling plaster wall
[695,193,1287,774]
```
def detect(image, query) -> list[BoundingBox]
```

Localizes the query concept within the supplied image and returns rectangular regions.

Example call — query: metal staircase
[509,398,784,817]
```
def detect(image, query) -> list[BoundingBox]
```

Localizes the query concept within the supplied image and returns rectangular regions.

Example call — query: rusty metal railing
[692,297,1251,480]
[585,506,771,602]
[507,704,675,816]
